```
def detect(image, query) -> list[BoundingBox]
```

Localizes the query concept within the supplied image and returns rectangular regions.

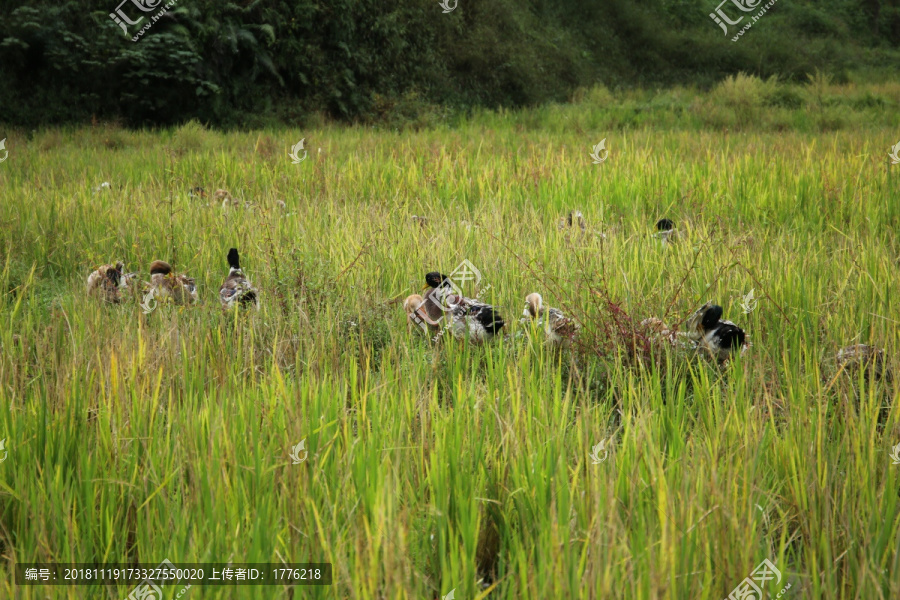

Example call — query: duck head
[523,292,543,319]
[149,260,173,276]
[424,271,451,290]
[227,248,243,275]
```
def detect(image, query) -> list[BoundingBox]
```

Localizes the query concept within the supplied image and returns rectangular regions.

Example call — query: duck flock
[399,216,751,364]
[85,215,887,375]
[87,247,259,310]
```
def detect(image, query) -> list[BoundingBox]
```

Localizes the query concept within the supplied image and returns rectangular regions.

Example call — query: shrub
[1,0,899,127]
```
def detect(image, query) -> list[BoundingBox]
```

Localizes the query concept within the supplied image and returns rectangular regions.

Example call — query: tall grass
[0,82,899,599]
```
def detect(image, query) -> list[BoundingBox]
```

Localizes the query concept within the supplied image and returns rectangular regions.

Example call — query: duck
[683,301,747,361]
[557,210,587,239]
[639,316,703,352]
[565,210,586,232]
[219,248,259,309]
[86,261,130,303]
[836,344,889,381]
[521,293,578,346]
[215,189,233,206]
[654,218,676,244]
[639,317,679,348]
[403,293,441,336]
[216,189,254,211]
[420,271,504,343]
[148,260,197,305]
[93,181,111,194]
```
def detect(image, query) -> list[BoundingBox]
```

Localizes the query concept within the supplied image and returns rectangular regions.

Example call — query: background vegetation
[1,0,899,127]
[0,77,899,598]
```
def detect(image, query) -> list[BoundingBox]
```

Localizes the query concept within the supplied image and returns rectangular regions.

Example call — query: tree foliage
[0,0,897,127]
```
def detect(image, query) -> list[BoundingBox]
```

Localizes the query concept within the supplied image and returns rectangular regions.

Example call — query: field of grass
[1,78,900,599]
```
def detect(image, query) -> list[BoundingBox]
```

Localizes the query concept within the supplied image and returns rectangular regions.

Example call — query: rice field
[1,82,900,599]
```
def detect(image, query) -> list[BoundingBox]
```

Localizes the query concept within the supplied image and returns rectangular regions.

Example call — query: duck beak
[422,284,431,291]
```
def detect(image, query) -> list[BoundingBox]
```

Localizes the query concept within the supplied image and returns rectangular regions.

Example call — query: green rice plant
[0,83,899,599]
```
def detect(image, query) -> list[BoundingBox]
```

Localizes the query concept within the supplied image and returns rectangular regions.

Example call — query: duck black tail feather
[701,305,724,329]
[714,323,745,349]
[238,291,257,307]
[656,218,675,231]
[474,306,505,335]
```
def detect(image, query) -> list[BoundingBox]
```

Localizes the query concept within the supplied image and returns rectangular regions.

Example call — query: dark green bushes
[0,0,897,127]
